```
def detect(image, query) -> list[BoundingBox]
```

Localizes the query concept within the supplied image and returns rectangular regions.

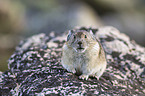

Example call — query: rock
[0,26,145,95]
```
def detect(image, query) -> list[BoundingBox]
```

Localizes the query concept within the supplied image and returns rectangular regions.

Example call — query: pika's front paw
[79,75,89,80]
[67,68,76,74]
[92,75,100,80]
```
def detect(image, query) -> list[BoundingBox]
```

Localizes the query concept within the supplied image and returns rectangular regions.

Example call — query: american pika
[61,30,107,80]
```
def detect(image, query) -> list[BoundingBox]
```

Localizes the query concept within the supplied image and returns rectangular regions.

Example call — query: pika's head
[66,30,97,53]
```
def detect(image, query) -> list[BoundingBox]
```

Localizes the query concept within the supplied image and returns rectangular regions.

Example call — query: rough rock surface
[0,26,145,95]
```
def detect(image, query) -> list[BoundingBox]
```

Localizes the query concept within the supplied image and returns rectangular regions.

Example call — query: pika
[61,30,107,80]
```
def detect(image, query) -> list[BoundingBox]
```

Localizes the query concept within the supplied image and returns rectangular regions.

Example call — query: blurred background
[0,0,145,71]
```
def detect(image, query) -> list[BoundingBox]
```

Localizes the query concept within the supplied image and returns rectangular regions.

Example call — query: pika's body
[61,30,107,80]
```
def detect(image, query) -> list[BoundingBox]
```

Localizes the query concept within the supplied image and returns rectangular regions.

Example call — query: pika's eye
[73,35,76,39]
[85,35,87,38]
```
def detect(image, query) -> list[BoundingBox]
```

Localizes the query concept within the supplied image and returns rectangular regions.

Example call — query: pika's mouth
[77,47,84,50]
[76,47,86,53]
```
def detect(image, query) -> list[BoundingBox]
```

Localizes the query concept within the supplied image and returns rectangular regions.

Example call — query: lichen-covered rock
[0,26,145,95]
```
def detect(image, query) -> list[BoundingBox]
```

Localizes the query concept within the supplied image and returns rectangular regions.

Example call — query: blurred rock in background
[83,0,145,46]
[0,0,145,71]
[0,0,25,71]
[21,0,102,36]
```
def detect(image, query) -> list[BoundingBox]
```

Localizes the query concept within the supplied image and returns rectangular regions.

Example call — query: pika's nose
[78,41,82,45]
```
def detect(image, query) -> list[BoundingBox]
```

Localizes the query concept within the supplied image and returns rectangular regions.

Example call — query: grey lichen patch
[17,33,47,51]
[0,26,145,95]
[96,26,135,54]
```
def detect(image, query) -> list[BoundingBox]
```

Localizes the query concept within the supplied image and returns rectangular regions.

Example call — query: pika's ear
[89,30,96,41]
[89,30,94,35]
[67,30,73,41]
[68,30,74,35]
